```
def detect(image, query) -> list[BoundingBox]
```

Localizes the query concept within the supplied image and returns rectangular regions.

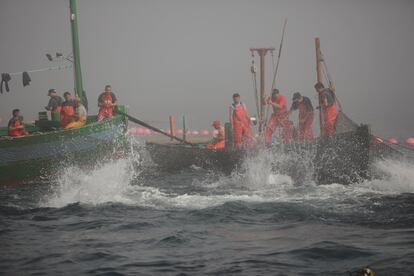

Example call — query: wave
[40,141,414,210]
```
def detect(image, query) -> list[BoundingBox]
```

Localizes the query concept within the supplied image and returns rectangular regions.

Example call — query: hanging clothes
[1,73,11,93]
[22,71,31,87]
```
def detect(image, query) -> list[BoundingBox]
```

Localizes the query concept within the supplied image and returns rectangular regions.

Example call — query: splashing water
[42,136,144,208]
[44,159,135,207]
[41,140,414,210]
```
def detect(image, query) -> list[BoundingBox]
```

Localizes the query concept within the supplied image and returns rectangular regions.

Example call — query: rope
[261,18,288,137]
[250,58,260,119]
[271,18,287,90]
[320,51,344,112]
[375,136,414,152]
[8,64,73,76]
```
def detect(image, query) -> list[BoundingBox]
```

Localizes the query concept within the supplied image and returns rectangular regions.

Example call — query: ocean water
[1,140,414,275]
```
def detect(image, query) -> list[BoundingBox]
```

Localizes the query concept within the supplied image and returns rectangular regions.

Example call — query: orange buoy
[201,129,209,136]
[406,137,414,145]
[387,137,399,145]
[192,130,199,135]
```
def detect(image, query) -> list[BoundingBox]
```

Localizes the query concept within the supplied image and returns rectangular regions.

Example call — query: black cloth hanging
[1,73,11,93]
[22,71,31,87]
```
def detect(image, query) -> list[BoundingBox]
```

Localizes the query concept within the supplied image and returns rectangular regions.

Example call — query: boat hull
[0,114,128,185]
[146,125,373,184]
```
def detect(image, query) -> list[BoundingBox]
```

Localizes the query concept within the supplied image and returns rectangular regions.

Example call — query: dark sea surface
[1,141,414,275]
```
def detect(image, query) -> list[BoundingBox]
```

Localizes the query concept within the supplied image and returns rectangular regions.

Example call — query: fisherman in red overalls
[8,109,28,137]
[314,82,337,136]
[231,93,251,148]
[265,89,291,144]
[60,91,78,128]
[207,120,225,149]
[97,85,118,121]
[45,88,62,113]
[289,92,314,141]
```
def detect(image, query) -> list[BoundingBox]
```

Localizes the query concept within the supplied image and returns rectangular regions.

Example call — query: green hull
[0,113,128,185]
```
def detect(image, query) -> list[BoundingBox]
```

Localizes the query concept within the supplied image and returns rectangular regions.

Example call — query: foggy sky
[1,0,413,138]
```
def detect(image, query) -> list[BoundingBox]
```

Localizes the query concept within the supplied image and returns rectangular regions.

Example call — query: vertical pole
[69,0,87,109]
[224,122,234,150]
[315,38,324,136]
[250,48,274,134]
[259,50,266,132]
[169,115,175,141]
[182,115,186,141]
[229,106,233,127]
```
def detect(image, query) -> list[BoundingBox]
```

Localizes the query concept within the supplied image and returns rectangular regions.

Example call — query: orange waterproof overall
[8,118,25,137]
[60,104,75,127]
[232,103,251,148]
[297,102,314,140]
[98,94,115,121]
[323,103,337,136]
[265,94,291,144]
[207,127,225,149]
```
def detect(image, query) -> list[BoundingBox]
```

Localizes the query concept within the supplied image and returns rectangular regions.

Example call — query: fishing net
[335,110,359,134]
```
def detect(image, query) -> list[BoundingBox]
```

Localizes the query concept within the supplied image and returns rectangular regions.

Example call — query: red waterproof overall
[297,102,314,141]
[8,118,25,137]
[232,103,251,148]
[323,103,337,136]
[98,94,114,121]
[207,127,225,149]
[265,94,291,144]
[61,104,75,127]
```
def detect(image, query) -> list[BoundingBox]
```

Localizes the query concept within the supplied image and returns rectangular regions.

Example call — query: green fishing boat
[0,0,128,185]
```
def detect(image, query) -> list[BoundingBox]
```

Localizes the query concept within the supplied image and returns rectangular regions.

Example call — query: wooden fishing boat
[0,113,128,185]
[145,37,388,184]
[0,0,128,185]
[146,123,372,184]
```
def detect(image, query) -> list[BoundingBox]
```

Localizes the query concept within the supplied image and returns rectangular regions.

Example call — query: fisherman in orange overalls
[231,93,251,148]
[45,89,63,113]
[265,89,291,144]
[8,109,28,137]
[207,120,225,149]
[314,82,337,136]
[60,91,78,128]
[289,92,314,141]
[97,85,118,121]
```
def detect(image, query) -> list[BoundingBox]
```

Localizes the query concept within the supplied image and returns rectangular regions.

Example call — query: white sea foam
[42,142,414,209]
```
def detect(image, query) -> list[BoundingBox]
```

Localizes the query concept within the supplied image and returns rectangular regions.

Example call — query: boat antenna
[69,0,88,110]
[315,37,325,136]
[250,53,260,121]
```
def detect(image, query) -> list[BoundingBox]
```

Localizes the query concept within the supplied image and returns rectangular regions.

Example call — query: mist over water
[1,140,414,275]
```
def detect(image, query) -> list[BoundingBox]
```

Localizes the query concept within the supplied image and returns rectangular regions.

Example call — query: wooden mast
[69,0,87,110]
[249,48,275,133]
[315,38,324,136]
